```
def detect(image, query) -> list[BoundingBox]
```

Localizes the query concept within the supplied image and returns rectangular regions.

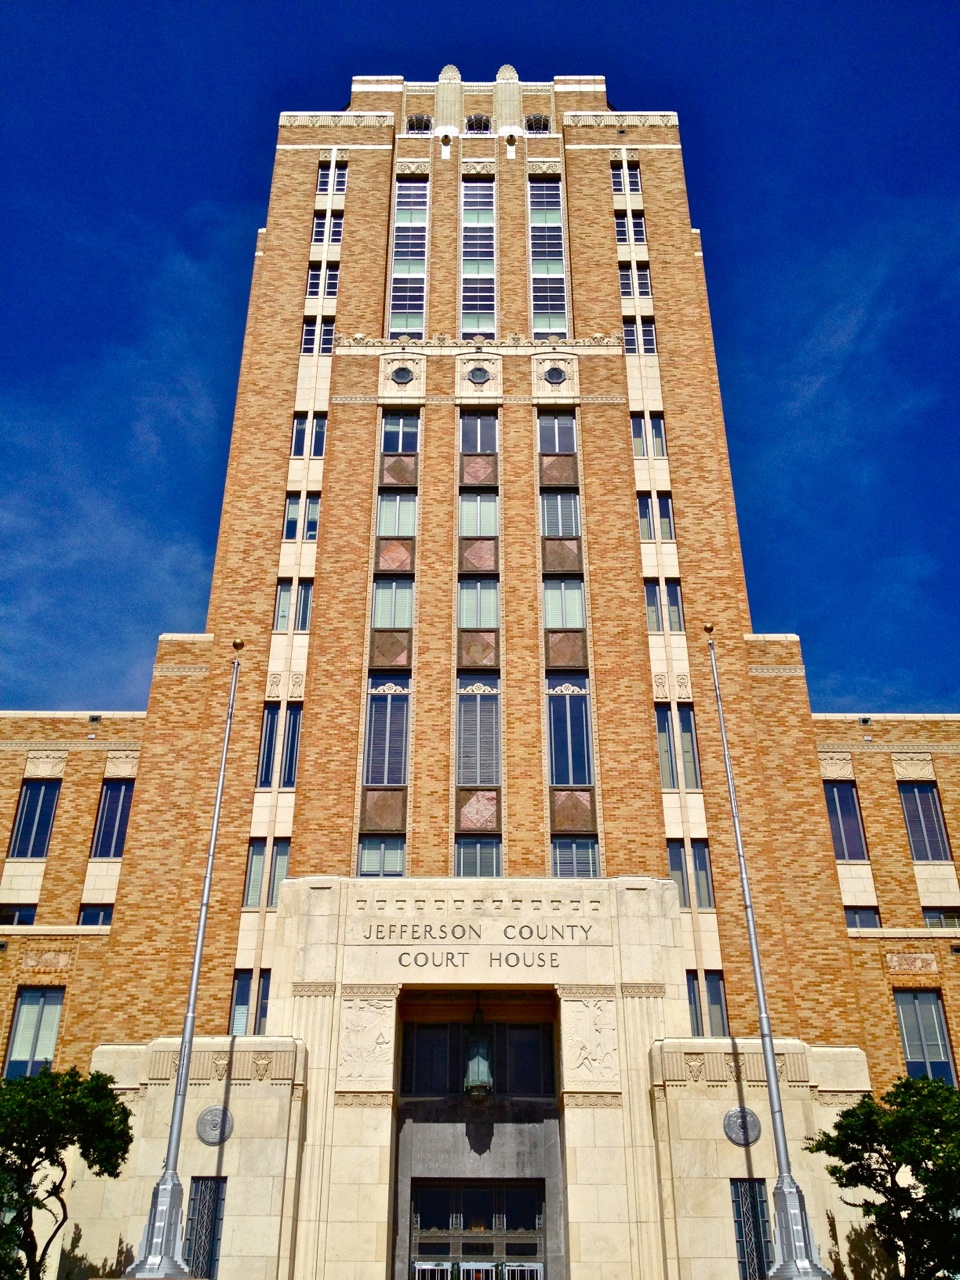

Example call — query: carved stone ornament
[153,663,209,677]
[652,672,669,700]
[460,681,499,695]
[253,1053,272,1081]
[747,665,806,677]
[23,752,68,779]
[292,982,336,997]
[266,672,282,700]
[462,162,495,176]
[563,1092,622,1108]
[533,354,578,398]
[369,681,408,695]
[336,999,395,1089]
[563,111,679,129]
[335,1091,394,1107]
[279,112,393,128]
[196,1107,234,1146]
[103,751,139,779]
[685,1053,705,1082]
[892,754,935,781]
[212,1053,229,1081]
[562,998,620,1088]
[620,983,666,998]
[885,952,938,974]
[674,672,691,699]
[723,1107,761,1147]
[457,354,500,396]
[527,161,561,175]
[396,161,430,176]
[819,752,854,780]
[289,672,305,699]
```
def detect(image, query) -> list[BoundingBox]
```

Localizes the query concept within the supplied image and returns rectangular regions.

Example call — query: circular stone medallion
[723,1106,761,1147]
[196,1106,234,1146]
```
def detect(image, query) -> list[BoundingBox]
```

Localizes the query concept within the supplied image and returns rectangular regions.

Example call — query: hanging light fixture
[463,997,494,1099]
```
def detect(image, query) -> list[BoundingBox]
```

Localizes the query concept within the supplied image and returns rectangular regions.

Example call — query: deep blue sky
[1,1,958,712]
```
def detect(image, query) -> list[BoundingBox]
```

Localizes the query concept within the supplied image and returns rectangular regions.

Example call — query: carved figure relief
[337,999,395,1089]
[562,998,619,1087]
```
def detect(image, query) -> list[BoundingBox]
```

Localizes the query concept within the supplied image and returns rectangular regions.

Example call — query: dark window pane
[507,1025,543,1094]
[824,782,868,860]
[461,1186,495,1231]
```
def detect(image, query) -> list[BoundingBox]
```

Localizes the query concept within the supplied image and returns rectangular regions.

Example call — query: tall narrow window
[619,266,633,297]
[824,782,868,860]
[686,972,703,1036]
[229,971,252,1034]
[895,990,955,1083]
[90,780,134,859]
[538,411,576,455]
[656,705,677,788]
[457,677,500,786]
[614,213,628,244]
[303,493,320,541]
[279,704,302,789]
[319,321,335,353]
[548,675,593,786]
[693,840,715,908]
[644,581,662,631]
[631,415,647,457]
[458,579,499,629]
[460,413,497,454]
[372,578,414,629]
[311,213,326,244]
[900,783,952,861]
[658,494,675,539]
[257,704,280,788]
[185,1178,227,1280]
[364,677,409,785]
[283,495,300,540]
[678,704,701,788]
[382,411,420,454]
[268,839,290,908]
[255,971,271,1034]
[306,265,322,297]
[650,414,667,455]
[543,578,585,629]
[244,839,266,908]
[627,164,641,193]
[4,988,64,1078]
[459,492,498,536]
[705,971,729,1035]
[631,212,646,243]
[540,491,580,538]
[311,414,327,457]
[377,492,417,536]
[636,265,652,297]
[456,837,502,876]
[330,213,344,245]
[730,1180,774,1280]
[317,162,331,194]
[462,178,495,339]
[667,841,690,907]
[8,781,60,859]
[610,164,625,193]
[529,178,567,339]
[359,835,405,877]
[333,162,348,192]
[291,413,307,457]
[623,321,638,354]
[641,319,658,354]
[666,581,684,632]
[294,580,313,631]
[324,266,339,297]
[552,837,599,878]
[274,580,292,630]
[300,319,317,354]
[390,178,428,338]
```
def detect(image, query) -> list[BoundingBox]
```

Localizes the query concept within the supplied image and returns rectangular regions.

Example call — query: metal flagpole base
[126,1170,190,1278]
[767,1174,832,1279]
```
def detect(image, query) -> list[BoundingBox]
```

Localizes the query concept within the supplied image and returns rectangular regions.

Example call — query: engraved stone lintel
[292,982,336,997]
[747,665,806,677]
[396,161,431,175]
[153,664,210,677]
[556,985,616,998]
[892,753,935,780]
[819,752,853,780]
[104,750,139,779]
[885,952,938,974]
[341,984,401,999]
[23,751,68,779]
[335,1091,394,1107]
[620,983,666,998]
[562,1092,622,1108]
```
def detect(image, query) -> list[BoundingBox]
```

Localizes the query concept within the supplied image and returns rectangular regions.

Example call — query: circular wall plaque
[723,1106,761,1147]
[467,366,491,385]
[391,366,414,384]
[196,1106,234,1146]
[544,366,566,385]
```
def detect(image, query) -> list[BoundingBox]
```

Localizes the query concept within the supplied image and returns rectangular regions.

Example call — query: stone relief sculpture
[563,998,619,1086]
[337,999,394,1088]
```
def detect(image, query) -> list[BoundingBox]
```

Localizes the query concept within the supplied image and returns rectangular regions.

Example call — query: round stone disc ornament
[723,1106,761,1147]
[197,1106,234,1146]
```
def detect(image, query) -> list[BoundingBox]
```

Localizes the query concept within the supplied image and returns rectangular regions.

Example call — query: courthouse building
[2,66,959,1280]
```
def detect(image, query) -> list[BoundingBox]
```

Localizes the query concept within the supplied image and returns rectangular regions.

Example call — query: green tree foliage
[0,1069,132,1280]
[807,1076,960,1280]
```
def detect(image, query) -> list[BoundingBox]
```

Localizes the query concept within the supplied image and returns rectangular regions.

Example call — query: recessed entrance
[411,1181,545,1280]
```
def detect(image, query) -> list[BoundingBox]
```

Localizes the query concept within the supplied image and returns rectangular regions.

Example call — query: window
[465,114,491,135]
[457,677,500,786]
[658,494,675,539]
[311,213,326,243]
[333,162,348,193]
[823,782,868,860]
[644,582,662,631]
[301,319,317,354]
[705,971,729,1035]
[631,415,647,457]
[623,321,638,354]
[666,581,684,631]
[845,906,881,928]
[656,704,677,788]
[407,113,432,134]
[540,491,580,538]
[279,704,302,789]
[619,266,632,297]
[900,783,952,861]
[667,840,690,907]
[525,113,550,133]
[256,704,279,788]
[268,840,290,908]
[330,212,344,244]
[552,837,599,878]
[615,213,628,243]
[632,212,646,243]
[460,413,497,455]
[319,321,334,353]
[0,905,35,925]
[283,494,300,540]
[462,179,495,339]
[923,907,960,928]
[295,580,313,631]
[730,1180,774,1280]
[4,988,63,1078]
[306,265,322,297]
[693,840,714,908]
[90,779,133,859]
[458,579,499,629]
[184,1177,227,1280]
[543,578,585,629]
[678,704,701,788]
[627,164,641,193]
[636,265,652,297]
[309,414,326,457]
[459,492,498,537]
[641,319,657,354]
[244,839,266,908]
[303,493,320,540]
[547,675,593,786]
[382,412,420,454]
[456,836,502,876]
[686,972,703,1036]
[317,163,331,194]
[8,780,60,859]
[538,411,576,455]
[324,266,339,297]
[359,835,405,877]
[529,179,567,338]
[377,491,417,536]
[274,580,292,631]
[390,179,428,338]
[894,990,955,1084]
[402,1024,555,1096]
[256,970,271,1033]
[291,413,307,457]
[611,164,625,193]
[78,904,113,926]
[230,970,252,1034]
[373,578,414,629]
[650,414,667,455]
[364,677,409,785]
